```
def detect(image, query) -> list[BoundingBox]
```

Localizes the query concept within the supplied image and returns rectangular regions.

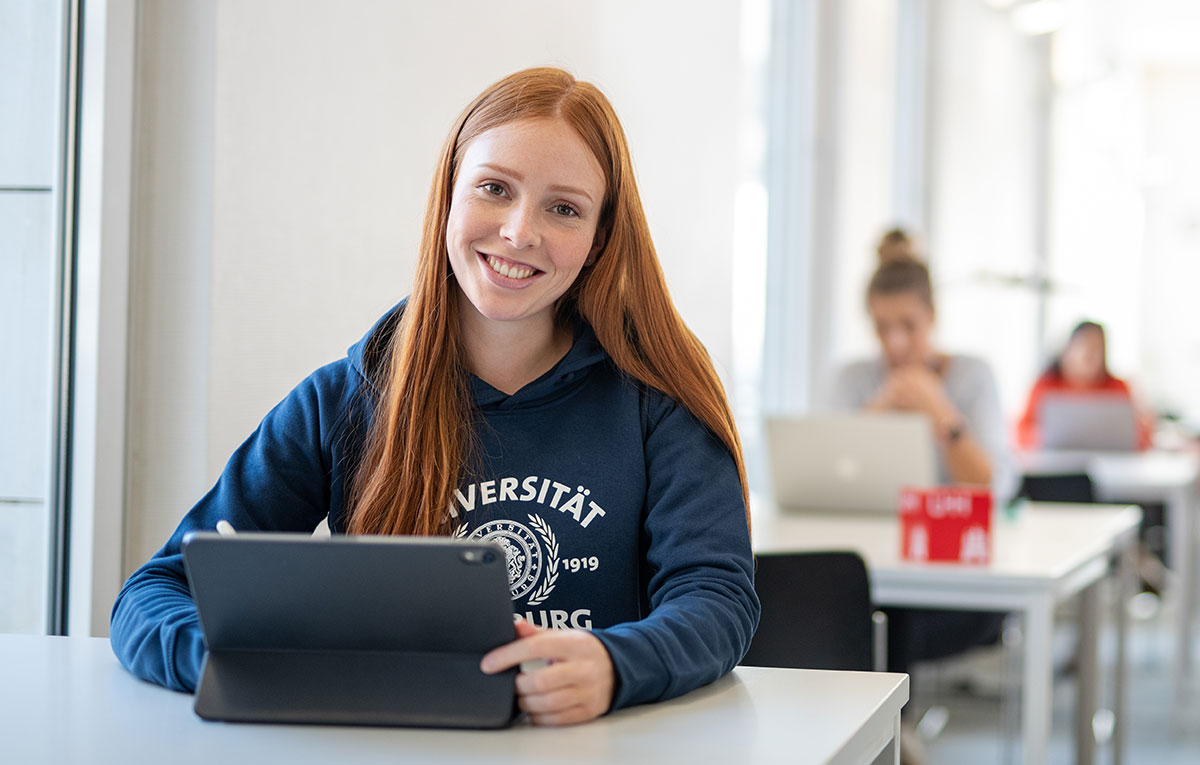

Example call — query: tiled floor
[914,594,1200,764]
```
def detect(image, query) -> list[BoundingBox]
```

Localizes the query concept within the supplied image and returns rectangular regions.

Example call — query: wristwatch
[944,420,965,444]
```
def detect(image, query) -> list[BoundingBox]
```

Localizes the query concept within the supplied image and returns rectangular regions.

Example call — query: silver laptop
[766,414,937,513]
[1039,393,1137,451]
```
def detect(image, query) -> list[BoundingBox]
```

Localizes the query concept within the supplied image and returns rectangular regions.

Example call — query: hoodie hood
[346,299,613,410]
[346,300,405,393]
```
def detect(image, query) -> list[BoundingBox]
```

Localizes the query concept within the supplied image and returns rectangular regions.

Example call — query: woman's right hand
[874,365,959,429]
[480,619,616,726]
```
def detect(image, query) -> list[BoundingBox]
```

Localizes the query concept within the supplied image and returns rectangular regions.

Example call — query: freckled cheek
[548,229,597,272]
[546,247,590,277]
[445,204,467,245]
[448,217,489,256]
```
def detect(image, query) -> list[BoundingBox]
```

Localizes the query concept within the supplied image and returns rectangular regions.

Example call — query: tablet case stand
[183,533,519,728]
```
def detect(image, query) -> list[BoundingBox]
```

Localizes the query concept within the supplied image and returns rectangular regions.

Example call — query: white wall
[125,0,742,574]
[125,0,215,577]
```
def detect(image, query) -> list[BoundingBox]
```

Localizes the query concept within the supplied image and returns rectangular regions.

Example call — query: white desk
[1,635,908,765]
[1019,449,1199,706]
[752,500,1141,765]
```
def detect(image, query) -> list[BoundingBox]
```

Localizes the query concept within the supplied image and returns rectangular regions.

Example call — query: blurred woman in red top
[1017,321,1153,450]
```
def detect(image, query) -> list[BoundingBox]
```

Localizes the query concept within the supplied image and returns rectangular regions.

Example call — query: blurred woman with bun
[829,228,1015,677]
[831,229,1015,496]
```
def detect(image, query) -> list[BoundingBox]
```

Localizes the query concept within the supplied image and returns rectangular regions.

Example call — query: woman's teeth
[486,255,535,280]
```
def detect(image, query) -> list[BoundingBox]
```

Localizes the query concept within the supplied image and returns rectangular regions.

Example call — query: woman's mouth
[480,252,539,281]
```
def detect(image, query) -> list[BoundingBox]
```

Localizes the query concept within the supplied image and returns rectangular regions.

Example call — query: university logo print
[457,514,560,606]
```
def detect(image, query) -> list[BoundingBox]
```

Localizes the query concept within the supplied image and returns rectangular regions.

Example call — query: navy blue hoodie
[110,302,759,711]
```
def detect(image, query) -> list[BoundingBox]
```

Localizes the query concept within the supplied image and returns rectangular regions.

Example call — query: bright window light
[1012,0,1068,36]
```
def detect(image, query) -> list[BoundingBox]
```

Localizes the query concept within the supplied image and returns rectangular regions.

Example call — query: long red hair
[347,67,748,536]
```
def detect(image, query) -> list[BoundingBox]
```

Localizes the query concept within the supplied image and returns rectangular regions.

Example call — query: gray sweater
[827,355,1018,502]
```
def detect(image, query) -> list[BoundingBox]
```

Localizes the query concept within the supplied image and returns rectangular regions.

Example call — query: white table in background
[1019,449,1199,706]
[2,635,908,765]
[752,499,1140,765]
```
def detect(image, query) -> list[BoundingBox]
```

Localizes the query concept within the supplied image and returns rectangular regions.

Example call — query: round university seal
[469,519,544,600]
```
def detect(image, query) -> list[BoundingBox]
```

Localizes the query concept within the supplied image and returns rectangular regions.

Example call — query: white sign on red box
[898,486,993,564]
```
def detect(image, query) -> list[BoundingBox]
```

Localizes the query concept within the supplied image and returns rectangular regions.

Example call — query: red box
[898,486,993,564]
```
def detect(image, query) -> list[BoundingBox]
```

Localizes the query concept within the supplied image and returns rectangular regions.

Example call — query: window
[1,0,75,635]
[761,0,1057,422]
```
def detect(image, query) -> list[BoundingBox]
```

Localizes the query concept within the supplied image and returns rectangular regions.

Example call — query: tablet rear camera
[461,549,495,565]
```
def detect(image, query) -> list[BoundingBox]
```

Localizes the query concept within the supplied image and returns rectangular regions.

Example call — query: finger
[528,704,593,727]
[515,660,590,696]
[481,631,570,674]
[481,638,541,674]
[513,620,542,639]
[518,686,582,715]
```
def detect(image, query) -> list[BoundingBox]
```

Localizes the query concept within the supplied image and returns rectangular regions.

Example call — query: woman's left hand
[480,619,616,725]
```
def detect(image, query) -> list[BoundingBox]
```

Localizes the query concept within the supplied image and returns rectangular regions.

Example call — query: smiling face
[445,118,607,330]
[868,291,936,368]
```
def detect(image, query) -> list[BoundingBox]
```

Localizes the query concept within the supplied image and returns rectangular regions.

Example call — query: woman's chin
[461,294,554,327]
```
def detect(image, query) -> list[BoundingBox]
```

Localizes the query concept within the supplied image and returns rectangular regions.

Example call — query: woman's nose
[500,202,541,250]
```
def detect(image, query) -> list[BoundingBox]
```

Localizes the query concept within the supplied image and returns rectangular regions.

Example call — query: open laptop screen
[1038,393,1137,451]
[765,414,937,513]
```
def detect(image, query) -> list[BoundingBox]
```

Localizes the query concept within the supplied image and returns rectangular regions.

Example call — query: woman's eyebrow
[549,184,594,204]
[478,163,594,204]
[479,162,524,181]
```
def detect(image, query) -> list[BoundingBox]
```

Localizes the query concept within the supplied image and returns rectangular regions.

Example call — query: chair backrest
[740,551,874,672]
[1017,472,1096,503]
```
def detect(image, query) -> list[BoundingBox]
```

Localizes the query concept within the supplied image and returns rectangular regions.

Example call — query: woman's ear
[586,227,610,266]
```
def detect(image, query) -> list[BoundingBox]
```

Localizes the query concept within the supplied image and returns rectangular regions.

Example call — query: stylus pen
[216,520,237,537]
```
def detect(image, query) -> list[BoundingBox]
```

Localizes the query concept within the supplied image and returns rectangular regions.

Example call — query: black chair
[1020,471,1168,571]
[1017,472,1096,503]
[741,551,883,672]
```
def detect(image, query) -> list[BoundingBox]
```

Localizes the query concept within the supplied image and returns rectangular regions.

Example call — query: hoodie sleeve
[591,396,760,710]
[109,361,355,692]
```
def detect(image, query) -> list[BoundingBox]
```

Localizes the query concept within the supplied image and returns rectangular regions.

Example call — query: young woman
[111,68,759,726]
[830,249,1016,498]
[1017,320,1153,450]
[829,243,1015,674]
[1017,321,1162,592]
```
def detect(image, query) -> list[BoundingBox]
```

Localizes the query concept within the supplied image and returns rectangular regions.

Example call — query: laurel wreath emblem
[452,522,469,539]
[524,513,559,606]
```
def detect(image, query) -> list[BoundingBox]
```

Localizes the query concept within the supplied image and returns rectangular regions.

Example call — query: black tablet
[181,532,518,728]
